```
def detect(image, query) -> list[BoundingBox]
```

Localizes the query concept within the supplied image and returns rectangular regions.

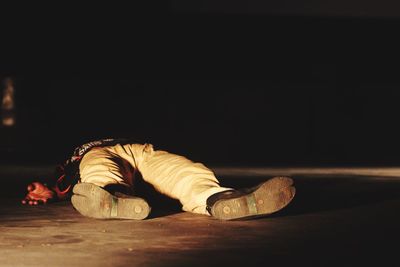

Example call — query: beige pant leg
[79,146,135,188]
[136,145,232,215]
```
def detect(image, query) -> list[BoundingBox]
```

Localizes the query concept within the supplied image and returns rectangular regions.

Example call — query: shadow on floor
[218,175,400,217]
[107,174,400,219]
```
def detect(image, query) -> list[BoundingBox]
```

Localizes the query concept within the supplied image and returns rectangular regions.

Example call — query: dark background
[1,1,400,166]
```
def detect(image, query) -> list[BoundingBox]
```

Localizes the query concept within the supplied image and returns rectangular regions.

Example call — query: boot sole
[211,176,296,220]
[71,183,151,220]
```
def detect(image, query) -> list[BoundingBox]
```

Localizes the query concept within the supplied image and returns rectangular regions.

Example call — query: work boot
[71,183,151,220]
[206,176,296,220]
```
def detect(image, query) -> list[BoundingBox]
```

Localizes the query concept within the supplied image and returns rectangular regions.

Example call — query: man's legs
[72,143,296,220]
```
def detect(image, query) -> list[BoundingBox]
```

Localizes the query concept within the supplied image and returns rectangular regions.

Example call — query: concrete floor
[1,165,400,267]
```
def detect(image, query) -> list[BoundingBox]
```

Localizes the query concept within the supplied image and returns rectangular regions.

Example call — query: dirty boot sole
[71,183,151,220]
[210,177,296,220]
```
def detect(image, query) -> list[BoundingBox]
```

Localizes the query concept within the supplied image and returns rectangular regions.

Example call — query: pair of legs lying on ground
[23,143,296,220]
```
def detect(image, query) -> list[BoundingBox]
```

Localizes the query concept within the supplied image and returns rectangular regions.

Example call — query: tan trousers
[79,143,231,215]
